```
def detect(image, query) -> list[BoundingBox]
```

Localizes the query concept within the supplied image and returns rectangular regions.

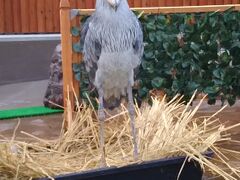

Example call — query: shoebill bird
[81,0,144,166]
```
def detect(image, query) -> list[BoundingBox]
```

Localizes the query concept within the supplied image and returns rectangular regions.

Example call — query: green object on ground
[0,106,63,120]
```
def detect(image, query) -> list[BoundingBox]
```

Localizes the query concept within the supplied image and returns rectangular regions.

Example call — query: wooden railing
[1,0,240,34]
[59,0,240,121]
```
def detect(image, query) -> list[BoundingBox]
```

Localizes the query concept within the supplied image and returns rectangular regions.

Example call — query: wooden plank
[128,0,134,7]
[53,0,60,32]
[199,0,208,5]
[0,0,4,33]
[158,0,166,6]
[224,0,232,4]
[215,0,224,5]
[232,0,240,4]
[78,4,240,15]
[166,0,175,6]
[70,0,78,8]
[85,0,93,8]
[191,0,198,6]
[12,0,21,33]
[175,0,183,6]
[29,0,38,32]
[20,0,29,32]
[78,0,86,9]
[37,0,46,32]
[4,0,13,33]
[60,0,74,110]
[141,0,148,7]
[150,0,159,6]
[134,0,142,7]
[208,0,215,5]
[92,0,96,7]
[183,0,191,6]
[45,0,54,32]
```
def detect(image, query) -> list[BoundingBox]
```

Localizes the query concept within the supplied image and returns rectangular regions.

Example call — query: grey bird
[81,0,144,166]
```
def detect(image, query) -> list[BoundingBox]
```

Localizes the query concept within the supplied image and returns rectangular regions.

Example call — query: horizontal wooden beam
[77,4,240,15]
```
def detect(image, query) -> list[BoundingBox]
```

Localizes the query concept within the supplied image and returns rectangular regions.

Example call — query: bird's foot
[133,147,139,161]
[100,154,107,168]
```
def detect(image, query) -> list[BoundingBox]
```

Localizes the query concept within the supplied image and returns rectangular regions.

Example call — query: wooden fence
[1,0,240,34]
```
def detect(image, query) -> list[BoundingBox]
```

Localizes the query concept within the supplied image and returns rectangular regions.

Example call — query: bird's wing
[132,17,144,79]
[81,14,101,84]
[133,18,144,59]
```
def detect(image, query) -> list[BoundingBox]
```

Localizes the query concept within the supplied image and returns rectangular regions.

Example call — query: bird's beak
[107,0,120,11]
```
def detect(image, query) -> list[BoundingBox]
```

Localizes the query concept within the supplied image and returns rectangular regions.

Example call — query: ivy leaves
[137,10,240,105]
[72,10,240,106]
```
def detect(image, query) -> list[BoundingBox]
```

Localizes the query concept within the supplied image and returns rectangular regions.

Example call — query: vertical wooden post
[12,0,21,33]
[183,0,191,6]
[29,0,38,33]
[20,0,30,32]
[37,0,46,32]
[60,0,74,127]
[0,0,5,33]
[232,0,240,4]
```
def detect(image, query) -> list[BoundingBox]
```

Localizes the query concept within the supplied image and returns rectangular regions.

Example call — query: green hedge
[72,9,240,106]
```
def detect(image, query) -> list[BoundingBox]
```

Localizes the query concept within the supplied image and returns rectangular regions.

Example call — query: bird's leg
[127,84,138,161]
[98,88,106,167]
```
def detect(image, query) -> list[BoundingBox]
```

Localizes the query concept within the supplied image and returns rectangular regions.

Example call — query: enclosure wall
[1,0,240,34]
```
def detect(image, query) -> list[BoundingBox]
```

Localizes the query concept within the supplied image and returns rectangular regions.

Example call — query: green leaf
[163,42,169,50]
[71,27,80,37]
[72,63,80,73]
[200,31,210,42]
[204,86,220,94]
[182,61,190,68]
[213,69,224,79]
[146,23,156,31]
[72,42,81,53]
[75,72,81,81]
[151,77,165,89]
[187,82,200,92]
[149,32,155,42]
[220,52,231,64]
[213,79,223,85]
[231,41,240,49]
[190,42,200,52]
[157,15,167,24]
[227,95,236,106]
[138,87,149,98]
[144,51,154,59]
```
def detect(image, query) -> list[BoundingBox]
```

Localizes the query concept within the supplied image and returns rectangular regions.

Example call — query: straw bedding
[0,93,239,179]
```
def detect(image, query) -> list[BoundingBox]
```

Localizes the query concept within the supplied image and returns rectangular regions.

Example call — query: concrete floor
[0,80,48,110]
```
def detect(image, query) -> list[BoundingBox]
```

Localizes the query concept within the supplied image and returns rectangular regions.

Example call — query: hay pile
[0,94,239,179]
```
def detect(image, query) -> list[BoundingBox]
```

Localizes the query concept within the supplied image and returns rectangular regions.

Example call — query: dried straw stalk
[0,93,239,179]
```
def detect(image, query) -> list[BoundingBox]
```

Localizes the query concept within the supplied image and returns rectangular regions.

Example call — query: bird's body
[82,0,143,107]
[81,0,143,166]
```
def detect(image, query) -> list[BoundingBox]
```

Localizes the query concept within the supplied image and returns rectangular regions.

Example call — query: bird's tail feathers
[103,96,121,110]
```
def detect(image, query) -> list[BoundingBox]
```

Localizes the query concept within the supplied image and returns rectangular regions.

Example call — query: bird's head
[96,0,128,13]
[107,0,121,11]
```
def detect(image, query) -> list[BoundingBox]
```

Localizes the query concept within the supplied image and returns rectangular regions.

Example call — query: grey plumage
[81,0,143,108]
[81,0,144,165]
